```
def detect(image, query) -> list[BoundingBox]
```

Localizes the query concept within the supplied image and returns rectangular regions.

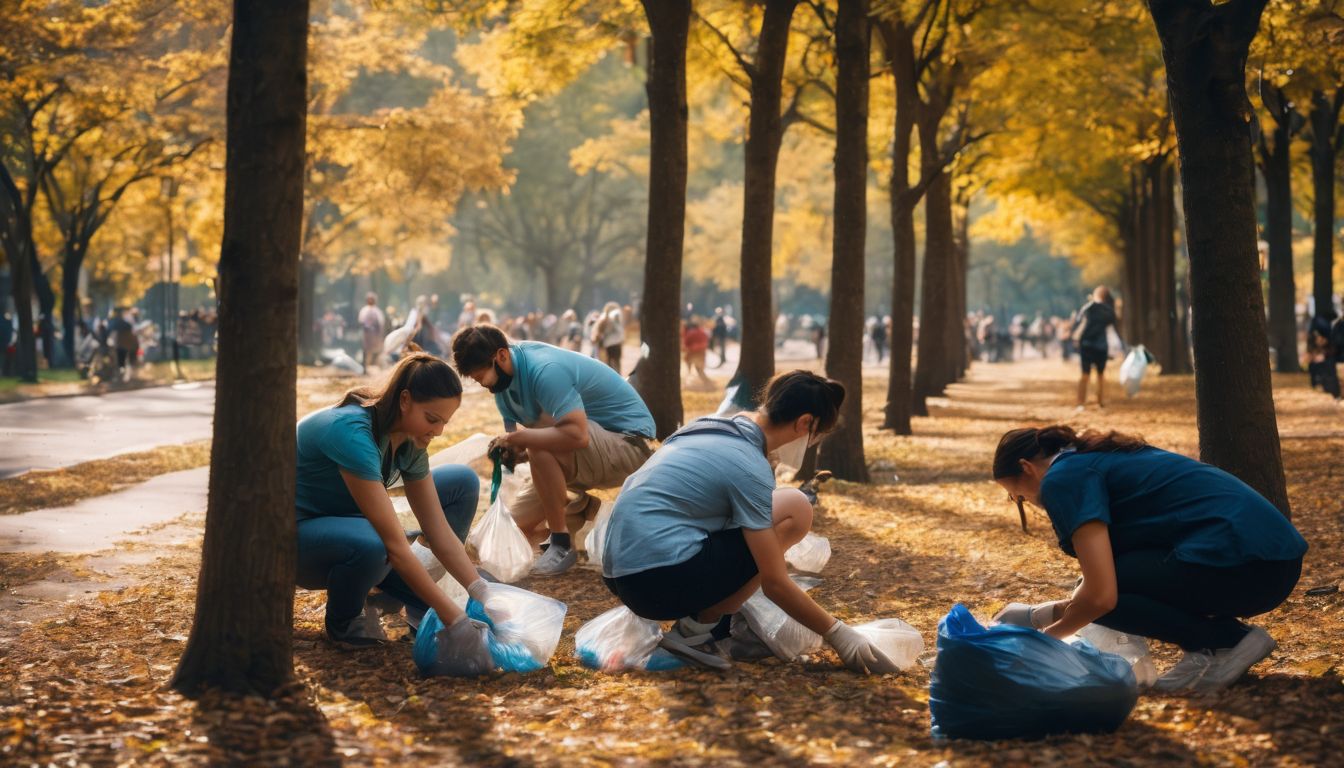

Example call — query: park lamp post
[160,176,183,380]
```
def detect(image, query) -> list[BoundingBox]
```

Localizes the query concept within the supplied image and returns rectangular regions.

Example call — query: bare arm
[403,474,480,591]
[341,470,465,624]
[503,409,589,454]
[743,527,834,636]
[1043,521,1117,640]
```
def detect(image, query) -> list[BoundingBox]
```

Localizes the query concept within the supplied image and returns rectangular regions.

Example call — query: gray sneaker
[530,544,577,576]
[1153,649,1214,692]
[326,603,388,649]
[1191,627,1277,692]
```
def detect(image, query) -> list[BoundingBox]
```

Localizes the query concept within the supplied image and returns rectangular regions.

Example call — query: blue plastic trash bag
[413,608,494,678]
[929,604,1137,740]
[574,605,685,672]
[466,583,567,673]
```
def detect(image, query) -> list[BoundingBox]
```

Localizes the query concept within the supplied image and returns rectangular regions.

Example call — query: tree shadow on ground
[187,683,342,765]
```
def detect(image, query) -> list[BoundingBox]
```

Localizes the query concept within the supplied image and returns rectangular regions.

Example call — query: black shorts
[1079,345,1108,374]
[603,527,759,621]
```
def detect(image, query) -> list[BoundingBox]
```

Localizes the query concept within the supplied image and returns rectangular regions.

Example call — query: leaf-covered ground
[2,360,1342,766]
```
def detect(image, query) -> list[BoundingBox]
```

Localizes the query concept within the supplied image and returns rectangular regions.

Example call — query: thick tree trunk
[1306,88,1342,319]
[912,170,953,417]
[1257,109,1299,372]
[1146,0,1290,515]
[297,254,319,363]
[635,0,690,439]
[0,171,39,383]
[876,18,917,435]
[731,0,800,409]
[818,0,869,483]
[171,0,308,697]
[949,195,970,381]
[1156,161,1191,373]
[59,241,85,368]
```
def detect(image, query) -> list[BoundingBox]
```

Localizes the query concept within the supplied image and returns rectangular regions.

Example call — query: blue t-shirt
[603,415,776,578]
[295,404,430,521]
[494,341,654,438]
[1039,447,1307,567]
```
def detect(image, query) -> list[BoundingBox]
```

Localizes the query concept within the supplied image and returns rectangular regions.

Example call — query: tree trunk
[171,0,308,697]
[0,169,39,382]
[1146,0,1290,516]
[949,193,970,381]
[731,0,800,409]
[59,240,85,368]
[1306,88,1342,319]
[876,18,917,434]
[29,248,57,367]
[634,0,690,439]
[912,169,953,417]
[1256,106,1299,372]
[1157,160,1191,373]
[818,0,869,483]
[297,254,319,363]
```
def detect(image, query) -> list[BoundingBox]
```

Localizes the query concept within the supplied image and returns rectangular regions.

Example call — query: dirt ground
[2,360,1342,766]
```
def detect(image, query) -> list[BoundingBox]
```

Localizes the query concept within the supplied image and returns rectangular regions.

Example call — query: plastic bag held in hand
[929,604,1137,740]
[736,575,825,660]
[465,460,535,583]
[784,532,832,573]
[413,609,493,678]
[827,620,901,674]
[465,582,567,672]
[1118,344,1149,398]
[575,605,685,672]
[853,618,924,670]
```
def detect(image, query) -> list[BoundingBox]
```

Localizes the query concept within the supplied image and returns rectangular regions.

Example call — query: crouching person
[450,323,656,576]
[992,425,1307,692]
[294,352,493,672]
[601,370,899,674]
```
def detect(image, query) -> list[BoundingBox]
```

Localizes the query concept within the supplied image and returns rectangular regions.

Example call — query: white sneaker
[1192,627,1277,692]
[530,544,577,576]
[1153,649,1214,692]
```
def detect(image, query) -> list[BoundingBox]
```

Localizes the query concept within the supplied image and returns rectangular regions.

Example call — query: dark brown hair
[993,425,1146,478]
[760,370,846,435]
[337,351,462,441]
[450,323,509,374]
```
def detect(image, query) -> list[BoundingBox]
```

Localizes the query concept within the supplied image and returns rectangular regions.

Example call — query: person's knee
[433,463,480,503]
[772,487,813,547]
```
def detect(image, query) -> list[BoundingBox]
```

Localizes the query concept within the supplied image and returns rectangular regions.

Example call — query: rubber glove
[427,615,493,677]
[467,579,513,629]
[825,620,899,674]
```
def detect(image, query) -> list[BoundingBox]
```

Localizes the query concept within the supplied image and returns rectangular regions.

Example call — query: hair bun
[1036,425,1077,453]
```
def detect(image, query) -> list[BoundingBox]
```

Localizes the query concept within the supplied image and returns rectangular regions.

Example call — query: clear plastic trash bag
[466,583,567,672]
[575,605,686,672]
[854,618,924,670]
[1075,624,1157,688]
[465,495,534,583]
[736,575,825,661]
[585,502,614,570]
[784,532,832,573]
[1119,344,1150,398]
[929,604,1138,740]
[413,608,493,678]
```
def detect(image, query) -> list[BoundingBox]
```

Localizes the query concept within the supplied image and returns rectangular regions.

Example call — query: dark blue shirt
[1039,447,1307,567]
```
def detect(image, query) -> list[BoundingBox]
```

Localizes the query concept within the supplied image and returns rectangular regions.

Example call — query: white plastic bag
[1075,623,1157,687]
[1119,345,1149,398]
[737,575,825,661]
[575,605,684,672]
[585,502,614,569]
[853,618,924,670]
[468,582,567,671]
[785,532,832,573]
[465,495,534,583]
[383,324,415,357]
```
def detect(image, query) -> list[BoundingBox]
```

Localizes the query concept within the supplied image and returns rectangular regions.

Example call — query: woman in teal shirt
[993,425,1306,692]
[296,352,493,671]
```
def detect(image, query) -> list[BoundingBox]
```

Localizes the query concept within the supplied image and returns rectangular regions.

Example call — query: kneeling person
[602,371,898,674]
[451,323,656,576]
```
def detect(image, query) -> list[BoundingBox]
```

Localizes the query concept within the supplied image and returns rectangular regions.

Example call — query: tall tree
[819,0,870,481]
[1305,87,1342,318]
[1254,81,1302,371]
[172,0,308,695]
[635,0,692,439]
[1145,0,1290,515]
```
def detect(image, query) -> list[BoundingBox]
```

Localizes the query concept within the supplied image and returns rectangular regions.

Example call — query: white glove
[467,579,512,628]
[825,620,899,675]
[467,578,490,604]
[426,614,493,677]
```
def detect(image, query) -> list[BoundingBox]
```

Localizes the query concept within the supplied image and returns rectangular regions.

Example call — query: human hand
[487,435,519,471]
[825,620,899,675]
[426,615,493,677]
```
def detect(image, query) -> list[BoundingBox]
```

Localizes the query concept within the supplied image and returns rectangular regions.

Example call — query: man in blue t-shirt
[450,323,656,576]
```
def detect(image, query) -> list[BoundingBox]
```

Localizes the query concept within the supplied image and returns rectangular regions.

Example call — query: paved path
[0,381,216,479]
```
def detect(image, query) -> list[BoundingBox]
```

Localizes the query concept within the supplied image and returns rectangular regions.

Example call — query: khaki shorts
[511,421,654,535]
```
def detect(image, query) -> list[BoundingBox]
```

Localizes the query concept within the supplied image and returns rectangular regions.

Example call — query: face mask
[487,360,513,394]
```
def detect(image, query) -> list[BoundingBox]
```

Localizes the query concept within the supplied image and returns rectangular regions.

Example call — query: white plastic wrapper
[737,575,825,661]
[1075,623,1157,687]
[465,495,534,583]
[785,532,832,573]
[853,618,924,670]
[472,582,568,668]
[1119,345,1149,398]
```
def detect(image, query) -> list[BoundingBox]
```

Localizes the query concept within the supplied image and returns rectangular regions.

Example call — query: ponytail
[993,424,1146,478]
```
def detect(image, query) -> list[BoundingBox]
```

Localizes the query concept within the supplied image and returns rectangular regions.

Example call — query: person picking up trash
[991,425,1307,693]
[600,370,899,674]
[450,323,656,576]
[293,352,499,672]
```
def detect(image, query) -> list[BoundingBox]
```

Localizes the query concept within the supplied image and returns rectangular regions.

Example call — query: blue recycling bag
[929,604,1137,740]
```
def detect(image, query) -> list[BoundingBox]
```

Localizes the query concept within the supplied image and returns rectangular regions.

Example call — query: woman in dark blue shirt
[992,425,1306,693]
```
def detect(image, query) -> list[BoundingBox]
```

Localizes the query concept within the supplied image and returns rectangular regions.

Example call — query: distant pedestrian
[596,301,624,372]
[1306,314,1340,401]
[711,308,730,367]
[813,316,827,360]
[870,315,887,363]
[358,292,386,371]
[1072,286,1123,410]
[682,318,712,389]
